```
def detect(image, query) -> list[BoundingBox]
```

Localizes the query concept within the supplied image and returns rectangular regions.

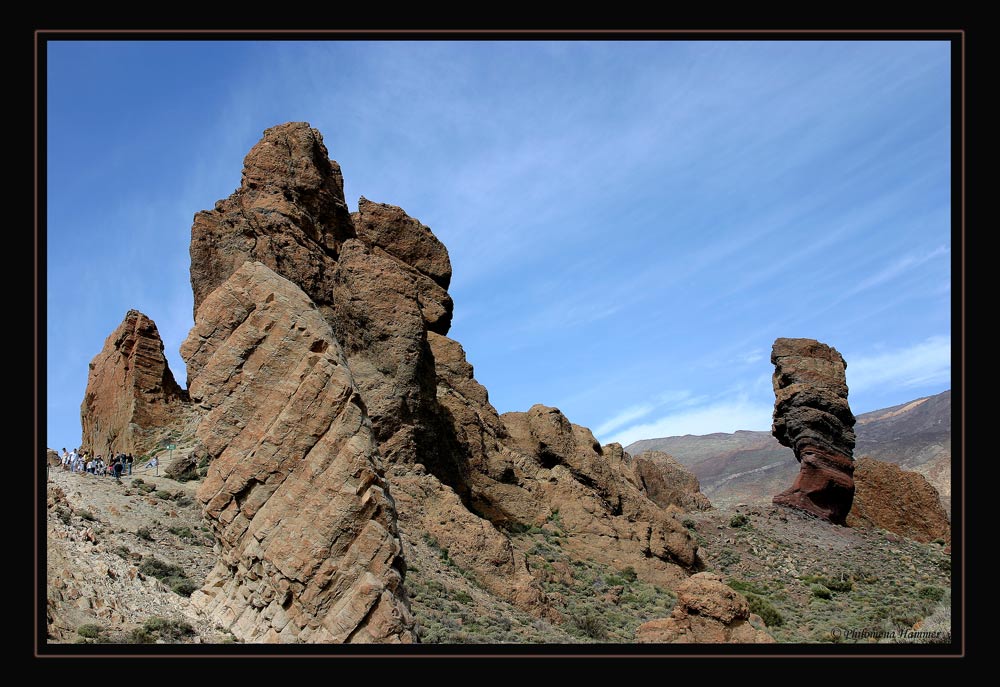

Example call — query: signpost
[159,440,176,476]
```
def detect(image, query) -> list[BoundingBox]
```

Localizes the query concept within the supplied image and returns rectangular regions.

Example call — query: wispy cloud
[735,349,766,365]
[605,395,773,447]
[594,404,655,436]
[846,245,949,298]
[846,336,951,394]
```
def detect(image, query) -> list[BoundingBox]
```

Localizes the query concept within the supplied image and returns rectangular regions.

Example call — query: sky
[45,40,953,451]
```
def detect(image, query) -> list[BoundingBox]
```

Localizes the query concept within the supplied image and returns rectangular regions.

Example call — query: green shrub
[503,521,532,534]
[811,584,832,600]
[571,612,608,640]
[620,566,638,583]
[138,557,185,581]
[728,579,768,596]
[802,574,852,593]
[127,628,153,643]
[682,518,697,530]
[56,507,71,525]
[729,514,749,528]
[141,616,195,641]
[77,624,102,639]
[79,510,96,522]
[168,526,193,539]
[168,577,199,597]
[136,527,153,541]
[717,547,741,569]
[918,586,946,602]
[747,595,784,627]
[452,590,473,604]
[826,579,853,593]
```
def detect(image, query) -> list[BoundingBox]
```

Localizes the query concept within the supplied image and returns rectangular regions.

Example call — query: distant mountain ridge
[626,390,951,509]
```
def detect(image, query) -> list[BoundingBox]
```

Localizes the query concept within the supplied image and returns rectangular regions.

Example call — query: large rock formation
[186,122,701,610]
[847,456,950,544]
[770,338,856,524]
[631,451,712,512]
[80,309,188,458]
[80,122,711,642]
[635,572,774,643]
[183,262,414,643]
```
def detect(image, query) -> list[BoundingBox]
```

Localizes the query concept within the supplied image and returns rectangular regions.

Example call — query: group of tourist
[57,447,153,481]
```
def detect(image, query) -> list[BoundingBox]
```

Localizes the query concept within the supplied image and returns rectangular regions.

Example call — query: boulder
[847,456,950,544]
[635,572,774,643]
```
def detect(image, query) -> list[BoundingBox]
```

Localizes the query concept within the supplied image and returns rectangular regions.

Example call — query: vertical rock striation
[770,338,856,524]
[183,262,414,643]
[80,309,187,457]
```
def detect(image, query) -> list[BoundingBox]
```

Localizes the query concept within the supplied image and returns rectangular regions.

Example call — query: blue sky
[45,40,952,450]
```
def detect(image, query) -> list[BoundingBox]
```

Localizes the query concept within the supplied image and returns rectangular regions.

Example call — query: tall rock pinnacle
[770,337,856,524]
[80,309,187,457]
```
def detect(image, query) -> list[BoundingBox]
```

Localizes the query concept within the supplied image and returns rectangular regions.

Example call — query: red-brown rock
[189,123,354,318]
[771,338,856,524]
[635,572,774,643]
[847,456,950,544]
[80,310,188,458]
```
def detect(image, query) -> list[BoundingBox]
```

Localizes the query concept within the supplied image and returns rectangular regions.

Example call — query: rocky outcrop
[498,407,701,579]
[80,310,188,458]
[75,122,714,641]
[185,122,701,616]
[182,262,414,643]
[635,572,774,643]
[189,123,354,318]
[770,338,856,524]
[847,456,950,544]
[632,451,712,511]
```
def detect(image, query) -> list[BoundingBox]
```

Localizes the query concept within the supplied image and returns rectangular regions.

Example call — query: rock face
[185,122,702,618]
[77,122,713,642]
[80,310,188,458]
[497,407,700,581]
[632,451,712,511]
[847,456,950,544]
[635,572,774,643]
[182,262,415,643]
[770,338,856,524]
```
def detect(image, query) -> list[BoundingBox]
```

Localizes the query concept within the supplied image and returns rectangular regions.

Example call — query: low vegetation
[128,616,195,644]
[137,556,198,597]
[406,516,678,643]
